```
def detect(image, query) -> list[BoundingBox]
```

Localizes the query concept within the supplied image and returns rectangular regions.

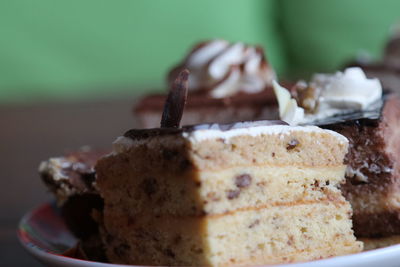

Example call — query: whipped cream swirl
[169,40,276,98]
[273,67,383,125]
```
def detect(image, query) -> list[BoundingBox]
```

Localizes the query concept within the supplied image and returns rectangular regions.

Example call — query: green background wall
[0,0,399,103]
[280,0,400,78]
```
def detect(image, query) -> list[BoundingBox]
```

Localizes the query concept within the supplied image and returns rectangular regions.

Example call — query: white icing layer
[182,124,348,144]
[112,125,348,154]
[182,40,276,98]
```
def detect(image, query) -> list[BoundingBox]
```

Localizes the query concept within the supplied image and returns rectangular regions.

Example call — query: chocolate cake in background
[347,30,400,93]
[39,148,106,256]
[39,148,105,205]
[325,94,400,239]
[273,68,400,247]
[135,40,281,128]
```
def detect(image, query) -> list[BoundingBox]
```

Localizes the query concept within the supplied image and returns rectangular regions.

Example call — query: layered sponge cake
[273,67,400,247]
[95,121,362,266]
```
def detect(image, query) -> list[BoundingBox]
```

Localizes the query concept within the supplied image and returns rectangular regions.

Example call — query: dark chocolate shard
[160,69,189,128]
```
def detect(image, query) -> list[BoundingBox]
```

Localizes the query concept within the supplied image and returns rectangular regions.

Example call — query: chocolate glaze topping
[124,120,287,141]
[309,93,389,127]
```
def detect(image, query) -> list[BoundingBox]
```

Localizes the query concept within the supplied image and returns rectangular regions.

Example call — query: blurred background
[1,0,400,103]
[1,0,399,266]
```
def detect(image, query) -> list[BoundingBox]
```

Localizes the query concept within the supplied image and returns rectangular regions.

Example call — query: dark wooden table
[0,98,140,266]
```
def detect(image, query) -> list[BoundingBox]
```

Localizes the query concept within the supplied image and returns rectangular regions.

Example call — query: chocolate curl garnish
[160,69,189,128]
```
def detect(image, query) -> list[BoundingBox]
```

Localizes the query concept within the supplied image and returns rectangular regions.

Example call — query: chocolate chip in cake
[156,194,168,205]
[248,219,260,228]
[180,158,192,171]
[113,243,130,257]
[235,174,252,188]
[164,249,176,258]
[287,235,294,246]
[191,247,204,254]
[106,234,114,244]
[162,149,179,160]
[127,216,135,226]
[173,235,182,245]
[227,189,240,199]
[141,178,158,197]
[286,138,300,150]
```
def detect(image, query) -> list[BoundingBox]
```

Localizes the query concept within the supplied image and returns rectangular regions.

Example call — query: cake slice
[325,94,400,238]
[273,67,400,247]
[39,148,105,204]
[95,70,362,266]
[39,148,106,240]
